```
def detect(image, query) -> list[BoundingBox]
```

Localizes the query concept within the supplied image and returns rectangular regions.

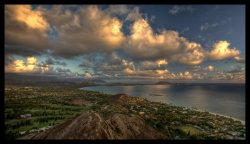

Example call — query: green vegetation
[4,85,111,139]
[4,85,245,140]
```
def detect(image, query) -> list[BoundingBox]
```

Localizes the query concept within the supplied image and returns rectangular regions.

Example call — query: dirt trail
[21,111,166,139]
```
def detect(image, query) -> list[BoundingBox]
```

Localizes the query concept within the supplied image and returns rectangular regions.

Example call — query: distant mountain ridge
[155,81,171,85]
[5,73,106,86]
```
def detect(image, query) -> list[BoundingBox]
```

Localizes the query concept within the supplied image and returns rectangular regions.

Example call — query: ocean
[81,84,245,121]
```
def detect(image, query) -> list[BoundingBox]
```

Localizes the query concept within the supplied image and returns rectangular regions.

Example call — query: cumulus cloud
[12,57,68,75]
[139,61,159,70]
[125,18,184,60]
[127,70,193,80]
[5,5,126,58]
[6,5,50,31]
[79,60,92,67]
[5,5,50,56]
[170,42,205,65]
[176,71,193,80]
[125,6,142,21]
[44,57,67,66]
[157,59,168,67]
[84,72,93,79]
[5,55,14,65]
[169,5,194,15]
[207,41,240,60]
[92,53,126,76]
[213,69,245,81]
[205,65,215,71]
[47,5,125,58]
[125,18,205,65]
[5,5,242,66]
[5,5,244,82]
[105,5,129,15]
[234,56,245,63]
[5,56,38,73]
[56,67,71,73]
[5,56,78,77]
[92,53,196,80]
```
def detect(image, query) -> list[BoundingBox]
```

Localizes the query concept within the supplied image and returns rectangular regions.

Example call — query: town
[5,85,245,139]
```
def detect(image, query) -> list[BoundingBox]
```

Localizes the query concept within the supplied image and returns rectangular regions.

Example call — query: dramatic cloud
[234,56,245,63]
[92,54,196,80]
[79,60,92,68]
[6,5,49,31]
[125,18,184,60]
[125,18,205,65]
[47,5,125,58]
[44,57,67,66]
[5,56,38,73]
[5,55,14,65]
[5,5,242,65]
[125,6,142,21]
[170,42,205,65]
[139,61,159,71]
[5,5,50,56]
[56,67,71,73]
[4,5,244,82]
[213,69,245,81]
[84,72,93,79]
[207,41,240,60]
[106,5,129,16]
[205,65,215,71]
[156,59,168,67]
[177,71,193,80]
[5,56,80,77]
[169,5,194,15]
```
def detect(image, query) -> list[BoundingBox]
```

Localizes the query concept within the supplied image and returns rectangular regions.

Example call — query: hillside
[5,86,245,140]
[21,111,166,139]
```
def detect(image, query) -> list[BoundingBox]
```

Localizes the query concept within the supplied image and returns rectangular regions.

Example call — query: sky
[4,5,245,83]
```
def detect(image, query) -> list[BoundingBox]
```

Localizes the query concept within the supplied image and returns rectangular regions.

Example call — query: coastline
[147,97,246,125]
[80,87,245,125]
[150,98,246,125]
[6,86,246,139]
[206,111,245,125]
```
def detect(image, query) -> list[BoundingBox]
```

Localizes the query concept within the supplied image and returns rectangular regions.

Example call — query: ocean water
[81,84,245,121]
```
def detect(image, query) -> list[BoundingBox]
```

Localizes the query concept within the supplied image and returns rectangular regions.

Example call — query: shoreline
[80,88,245,125]
[149,98,246,125]
[154,100,246,125]
[206,111,245,125]
[129,95,246,125]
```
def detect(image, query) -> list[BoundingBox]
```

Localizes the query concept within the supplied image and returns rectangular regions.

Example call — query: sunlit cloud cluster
[234,56,245,63]
[7,5,50,31]
[5,57,38,73]
[5,56,81,77]
[84,72,93,79]
[207,41,240,60]
[205,65,215,71]
[4,5,245,82]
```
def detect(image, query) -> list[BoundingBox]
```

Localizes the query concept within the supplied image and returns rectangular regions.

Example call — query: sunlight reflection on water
[82,84,245,121]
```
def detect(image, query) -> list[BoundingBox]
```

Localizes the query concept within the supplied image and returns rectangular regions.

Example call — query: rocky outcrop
[21,111,166,139]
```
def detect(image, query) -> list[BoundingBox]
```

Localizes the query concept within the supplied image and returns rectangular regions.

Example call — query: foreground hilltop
[22,110,166,139]
[5,86,245,140]
[21,94,166,139]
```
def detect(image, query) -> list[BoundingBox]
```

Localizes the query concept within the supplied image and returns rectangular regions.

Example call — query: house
[20,114,32,119]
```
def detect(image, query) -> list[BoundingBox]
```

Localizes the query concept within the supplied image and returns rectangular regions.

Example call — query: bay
[81,84,245,121]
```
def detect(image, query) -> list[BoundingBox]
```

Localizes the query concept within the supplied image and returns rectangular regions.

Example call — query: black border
[1,0,248,144]
[1,0,248,4]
